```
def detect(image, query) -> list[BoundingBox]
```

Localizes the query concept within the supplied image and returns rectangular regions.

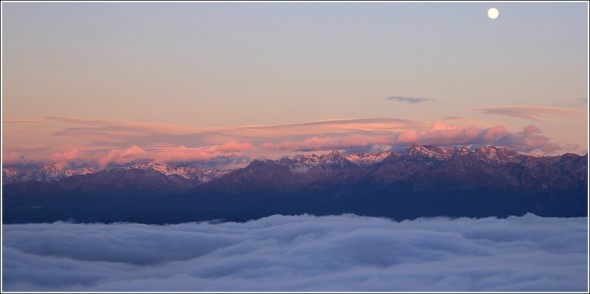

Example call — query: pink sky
[2,105,586,170]
[2,3,588,170]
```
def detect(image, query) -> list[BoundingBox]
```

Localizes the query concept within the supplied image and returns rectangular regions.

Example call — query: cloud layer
[4,112,578,171]
[5,98,589,174]
[3,214,587,291]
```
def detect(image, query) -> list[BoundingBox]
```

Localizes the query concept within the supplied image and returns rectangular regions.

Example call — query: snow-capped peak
[127,162,181,176]
[346,152,392,166]
[280,150,394,173]
[476,146,521,163]
[320,151,348,164]
[457,146,470,155]
[124,162,227,181]
[284,154,321,173]
[406,144,455,160]
[2,166,96,184]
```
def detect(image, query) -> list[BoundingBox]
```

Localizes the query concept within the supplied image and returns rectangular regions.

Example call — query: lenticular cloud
[2,214,588,291]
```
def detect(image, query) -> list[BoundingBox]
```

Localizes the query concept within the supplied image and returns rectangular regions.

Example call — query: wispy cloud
[260,134,394,153]
[47,117,420,149]
[473,106,586,122]
[237,118,417,129]
[44,116,111,126]
[385,96,434,104]
[2,119,42,124]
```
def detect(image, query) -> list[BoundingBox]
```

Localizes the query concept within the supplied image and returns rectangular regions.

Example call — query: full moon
[488,8,499,19]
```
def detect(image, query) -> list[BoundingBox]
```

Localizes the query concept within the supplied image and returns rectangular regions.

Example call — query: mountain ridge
[3,144,585,184]
[3,145,587,224]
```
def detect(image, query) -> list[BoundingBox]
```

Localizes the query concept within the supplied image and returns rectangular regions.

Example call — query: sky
[2,214,588,291]
[2,1,588,170]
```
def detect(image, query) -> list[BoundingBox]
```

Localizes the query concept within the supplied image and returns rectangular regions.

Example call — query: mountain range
[2,162,229,185]
[2,145,587,224]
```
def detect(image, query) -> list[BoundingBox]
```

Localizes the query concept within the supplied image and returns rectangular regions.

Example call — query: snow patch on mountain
[346,151,392,166]
[2,166,96,184]
[124,162,228,182]
[475,146,522,164]
[283,154,321,173]
[2,162,227,184]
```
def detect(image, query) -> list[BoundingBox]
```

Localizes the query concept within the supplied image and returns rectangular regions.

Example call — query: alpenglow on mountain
[2,162,229,185]
[3,145,587,224]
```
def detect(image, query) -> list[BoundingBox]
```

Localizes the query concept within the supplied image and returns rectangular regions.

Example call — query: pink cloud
[511,127,561,153]
[2,120,41,124]
[146,140,253,164]
[51,149,83,161]
[44,116,110,126]
[259,142,281,151]
[121,145,147,157]
[483,126,508,140]
[2,151,30,166]
[464,126,481,140]
[431,122,458,131]
[97,145,149,169]
[430,123,466,141]
[398,130,420,144]
[150,146,217,163]
[32,115,579,157]
[523,125,542,134]
[264,135,394,152]
[251,123,560,156]
[394,123,561,154]
[4,139,254,170]
[213,141,253,153]
[3,115,583,172]
[50,149,85,171]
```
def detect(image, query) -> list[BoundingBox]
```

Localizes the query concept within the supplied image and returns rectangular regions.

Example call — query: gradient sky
[2,1,588,170]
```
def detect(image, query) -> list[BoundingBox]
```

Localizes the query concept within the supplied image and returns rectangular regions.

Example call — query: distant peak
[321,150,350,162]
[474,146,521,163]
[406,144,433,154]
[477,145,516,153]
[477,145,497,151]
[405,144,465,160]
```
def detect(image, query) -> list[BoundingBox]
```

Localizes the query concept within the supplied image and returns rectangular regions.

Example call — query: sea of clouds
[2,213,588,292]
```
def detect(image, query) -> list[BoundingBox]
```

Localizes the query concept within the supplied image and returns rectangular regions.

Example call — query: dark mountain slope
[3,145,587,224]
